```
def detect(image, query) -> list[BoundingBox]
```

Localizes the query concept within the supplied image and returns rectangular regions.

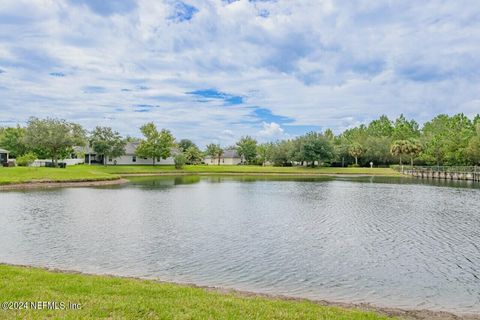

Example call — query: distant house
[0,148,9,164]
[82,142,177,165]
[204,149,242,165]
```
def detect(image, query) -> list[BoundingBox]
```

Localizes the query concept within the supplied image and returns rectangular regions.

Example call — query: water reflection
[0,176,479,313]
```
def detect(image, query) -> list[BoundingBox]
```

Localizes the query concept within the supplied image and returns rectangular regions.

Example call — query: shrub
[174,153,186,169]
[16,152,37,167]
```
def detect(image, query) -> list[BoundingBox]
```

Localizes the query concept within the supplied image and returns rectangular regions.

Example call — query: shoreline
[117,171,402,177]
[0,178,128,191]
[1,263,477,320]
[0,172,403,191]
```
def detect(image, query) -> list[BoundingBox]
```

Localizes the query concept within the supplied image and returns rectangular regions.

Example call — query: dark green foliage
[236,136,257,164]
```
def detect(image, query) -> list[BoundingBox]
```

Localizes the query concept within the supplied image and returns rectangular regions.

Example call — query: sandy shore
[0,178,128,191]
[2,263,477,320]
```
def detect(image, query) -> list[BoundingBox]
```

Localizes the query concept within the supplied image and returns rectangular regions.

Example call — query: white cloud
[0,0,479,147]
[258,122,284,138]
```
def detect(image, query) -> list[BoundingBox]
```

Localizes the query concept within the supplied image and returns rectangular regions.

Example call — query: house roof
[0,148,9,153]
[205,149,240,159]
[75,142,179,156]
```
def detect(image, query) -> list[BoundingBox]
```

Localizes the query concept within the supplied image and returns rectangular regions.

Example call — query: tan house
[204,149,242,165]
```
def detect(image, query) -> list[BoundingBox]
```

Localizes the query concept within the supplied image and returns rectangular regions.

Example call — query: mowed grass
[0,165,400,185]
[0,166,118,185]
[0,265,394,320]
[97,164,401,176]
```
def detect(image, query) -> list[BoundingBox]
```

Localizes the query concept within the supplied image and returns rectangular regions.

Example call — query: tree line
[1,113,479,167]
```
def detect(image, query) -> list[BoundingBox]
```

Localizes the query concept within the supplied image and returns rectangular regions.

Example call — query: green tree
[236,136,257,164]
[390,140,410,165]
[136,123,175,165]
[205,143,223,165]
[174,153,186,169]
[24,118,86,167]
[271,140,293,166]
[90,126,126,165]
[364,136,392,165]
[184,145,203,164]
[466,124,480,165]
[392,114,420,140]
[421,114,474,165]
[348,143,364,166]
[178,139,196,152]
[0,126,28,158]
[367,115,394,138]
[405,139,423,166]
[302,132,334,167]
[256,142,274,166]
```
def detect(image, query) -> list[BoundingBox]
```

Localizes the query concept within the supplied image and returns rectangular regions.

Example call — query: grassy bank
[0,265,392,320]
[0,165,400,185]
[0,166,118,185]
[96,164,401,176]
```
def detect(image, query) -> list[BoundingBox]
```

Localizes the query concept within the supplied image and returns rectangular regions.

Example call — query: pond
[1,175,479,313]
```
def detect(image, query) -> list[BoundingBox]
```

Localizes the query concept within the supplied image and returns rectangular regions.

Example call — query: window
[109,157,113,162]
[132,156,136,162]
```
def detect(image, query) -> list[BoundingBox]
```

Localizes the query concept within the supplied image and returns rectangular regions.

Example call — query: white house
[204,149,242,165]
[83,142,177,165]
[0,148,9,164]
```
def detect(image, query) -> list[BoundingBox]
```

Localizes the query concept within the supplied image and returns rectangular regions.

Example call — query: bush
[16,152,37,167]
[174,153,186,169]
[348,163,360,167]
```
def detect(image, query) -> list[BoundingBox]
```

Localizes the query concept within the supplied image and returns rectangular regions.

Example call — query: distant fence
[399,166,480,182]
[31,159,85,167]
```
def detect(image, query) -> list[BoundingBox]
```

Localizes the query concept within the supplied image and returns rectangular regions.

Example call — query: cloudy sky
[1,0,479,146]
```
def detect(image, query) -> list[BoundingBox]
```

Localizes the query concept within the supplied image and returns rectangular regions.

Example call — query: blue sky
[0,1,479,147]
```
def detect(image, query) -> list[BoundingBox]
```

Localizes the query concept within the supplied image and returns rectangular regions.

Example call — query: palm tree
[390,140,409,165]
[406,139,422,166]
[348,143,364,165]
[205,143,223,165]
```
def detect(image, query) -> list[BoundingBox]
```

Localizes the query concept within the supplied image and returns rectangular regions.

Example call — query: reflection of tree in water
[174,176,201,185]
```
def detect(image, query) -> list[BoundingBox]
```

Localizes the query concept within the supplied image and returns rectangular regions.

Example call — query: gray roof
[76,142,179,156]
[0,148,9,153]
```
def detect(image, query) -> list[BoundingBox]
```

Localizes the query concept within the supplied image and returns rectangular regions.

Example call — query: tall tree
[348,143,364,166]
[184,145,203,164]
[90,126,126,165]
[178,139,196,152]
[236,136,257,164]
[24,118,86,167]
[393,114,420,140]
[302,132,334,167]
[466,124,480,165]
[405,139,423,166]
[367,115,394,138]
[136,123,175,165]
[256,142,274,166]
[0,126,28,158]
[390,140,410,165]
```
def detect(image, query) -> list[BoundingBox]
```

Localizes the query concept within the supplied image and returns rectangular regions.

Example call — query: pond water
[1,176,479,313]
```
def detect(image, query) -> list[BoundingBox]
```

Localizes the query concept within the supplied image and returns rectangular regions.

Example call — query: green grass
[0,166,118,185]
[0,265,394,320]
[96,164,401,176]
[0,165,400,185]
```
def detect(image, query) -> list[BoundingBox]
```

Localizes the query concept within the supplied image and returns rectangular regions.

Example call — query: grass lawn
[0,265,393,320]
[97,164,401,176]
[0,165,400,185]
[0,166,118,185]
